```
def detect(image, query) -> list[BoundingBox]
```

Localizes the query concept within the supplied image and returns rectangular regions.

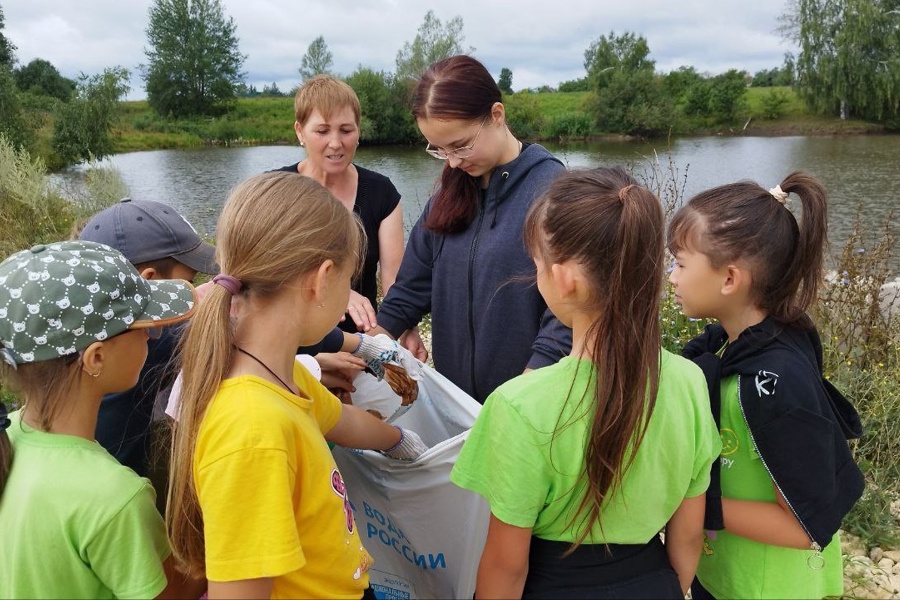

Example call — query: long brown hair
[524,166,664,547]
[166,171,364,576]
[0,356,83,498]
[668,172,828,327]
[412,55,501,234]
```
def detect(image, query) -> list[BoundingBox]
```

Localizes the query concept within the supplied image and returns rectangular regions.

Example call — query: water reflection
[56,136,899,270]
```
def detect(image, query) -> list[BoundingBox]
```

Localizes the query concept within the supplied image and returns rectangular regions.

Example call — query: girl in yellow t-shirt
[166,171,427,600]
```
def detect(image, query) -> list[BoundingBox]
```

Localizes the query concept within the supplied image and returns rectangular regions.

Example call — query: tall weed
[816,212,900,547]
[0,134,127,258]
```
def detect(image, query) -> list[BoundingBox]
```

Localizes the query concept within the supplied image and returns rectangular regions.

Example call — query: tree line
[1,0,897,168]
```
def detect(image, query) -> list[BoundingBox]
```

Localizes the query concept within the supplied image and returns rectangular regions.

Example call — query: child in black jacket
[667,172,864,599]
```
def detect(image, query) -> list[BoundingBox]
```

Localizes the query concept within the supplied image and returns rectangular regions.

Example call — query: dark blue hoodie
[377,144,571,403]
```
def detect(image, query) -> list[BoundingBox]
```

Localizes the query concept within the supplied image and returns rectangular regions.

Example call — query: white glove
[352,333,424,381]
[381,426,428,461]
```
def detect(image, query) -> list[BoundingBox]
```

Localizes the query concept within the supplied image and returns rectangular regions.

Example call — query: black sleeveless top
[274,163,401,330]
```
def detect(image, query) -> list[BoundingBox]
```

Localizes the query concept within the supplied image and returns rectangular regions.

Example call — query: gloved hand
[352,333,424,381]
[381,426,428,461]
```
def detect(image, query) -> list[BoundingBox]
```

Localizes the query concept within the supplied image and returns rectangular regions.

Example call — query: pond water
[56,135,900,270]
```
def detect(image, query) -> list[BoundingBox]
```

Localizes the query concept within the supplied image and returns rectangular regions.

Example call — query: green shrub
[547,113,593,139]
[811,212,899,547]
[504,91,547,139]
[0,134,127,258]
[758,89,791,120]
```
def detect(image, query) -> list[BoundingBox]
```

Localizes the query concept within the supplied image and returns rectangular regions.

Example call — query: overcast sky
[3,0,796,99]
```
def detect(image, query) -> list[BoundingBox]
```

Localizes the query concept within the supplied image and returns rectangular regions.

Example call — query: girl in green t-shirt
[0,240,202,599]
[668,173,863,599]
[452,167,721,598]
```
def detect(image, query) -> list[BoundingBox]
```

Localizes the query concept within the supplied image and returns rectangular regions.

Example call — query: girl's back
[452,167,720,598]
[193,361,369,598]
[452,349,718,543]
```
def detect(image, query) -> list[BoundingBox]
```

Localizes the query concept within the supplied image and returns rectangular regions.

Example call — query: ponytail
[165,171,363,576]
[667,171,828,328]
[424,166,480,234]
[166,284,235,576]
[777,172,828,321]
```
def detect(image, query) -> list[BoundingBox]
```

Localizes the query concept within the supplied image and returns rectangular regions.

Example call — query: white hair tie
[769,185,790,206]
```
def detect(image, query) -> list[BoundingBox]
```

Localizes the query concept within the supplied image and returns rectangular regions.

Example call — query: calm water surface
[58,135,899,268]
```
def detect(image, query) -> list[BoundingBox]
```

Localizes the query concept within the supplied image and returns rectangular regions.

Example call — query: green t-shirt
[451,351,721,543]
[0,410,170,599]
[696,375,844,599]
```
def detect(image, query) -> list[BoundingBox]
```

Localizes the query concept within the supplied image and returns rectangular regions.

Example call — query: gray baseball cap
[80,198,218,274]
[0,240,197,365]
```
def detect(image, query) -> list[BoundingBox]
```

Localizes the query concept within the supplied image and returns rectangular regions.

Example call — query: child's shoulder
[205,376,307,434]
[660,348,705,382]
[657,350,712,414]
[743,325,823,381]
[35,440,153,514]
[492,357,573,401]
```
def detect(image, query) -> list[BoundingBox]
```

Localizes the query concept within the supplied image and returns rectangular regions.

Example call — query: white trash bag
[334,365,489,600]
[349,369,415,423]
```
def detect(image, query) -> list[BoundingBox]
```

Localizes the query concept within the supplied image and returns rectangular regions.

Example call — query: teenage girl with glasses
[372,55,572,404]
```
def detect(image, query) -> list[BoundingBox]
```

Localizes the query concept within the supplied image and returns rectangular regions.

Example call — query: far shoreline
[105,120,891,158]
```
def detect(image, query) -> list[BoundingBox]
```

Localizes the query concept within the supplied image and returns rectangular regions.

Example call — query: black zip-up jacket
[377,144,571,403]
[682,317,864,549]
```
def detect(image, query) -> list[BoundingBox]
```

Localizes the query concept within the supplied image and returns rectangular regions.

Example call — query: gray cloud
[3,0,796,97]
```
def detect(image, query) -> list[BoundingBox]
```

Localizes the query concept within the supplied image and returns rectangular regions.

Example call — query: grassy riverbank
[98,87,882,157]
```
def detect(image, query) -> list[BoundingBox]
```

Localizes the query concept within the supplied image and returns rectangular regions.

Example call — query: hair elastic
[769,185,790,206]
[618,184,636,203]
[212,274,243,295]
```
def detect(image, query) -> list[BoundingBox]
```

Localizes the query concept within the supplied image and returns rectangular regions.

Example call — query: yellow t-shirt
[194,361,372,599]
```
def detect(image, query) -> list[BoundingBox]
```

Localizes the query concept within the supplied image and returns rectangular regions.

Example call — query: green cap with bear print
[0,240,196,365]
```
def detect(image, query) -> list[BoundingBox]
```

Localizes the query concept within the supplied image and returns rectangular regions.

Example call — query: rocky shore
[842,500,900,599]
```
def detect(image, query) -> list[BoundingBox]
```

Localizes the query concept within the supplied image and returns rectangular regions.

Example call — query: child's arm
[325,404,426,459]
[722,485,811,549]
[326,403,401,449]
[207,577,273,600]
[156,557,207,599]
[664,494,706,595]
[475,514,532,599]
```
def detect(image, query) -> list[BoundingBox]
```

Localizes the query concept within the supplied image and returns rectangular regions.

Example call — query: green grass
[24,86,881,163]
[110,97,298,152]
[525,90,592,115]
[745,86,807,117]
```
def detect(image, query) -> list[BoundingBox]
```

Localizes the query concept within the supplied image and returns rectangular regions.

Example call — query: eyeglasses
[425,116,488,160]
